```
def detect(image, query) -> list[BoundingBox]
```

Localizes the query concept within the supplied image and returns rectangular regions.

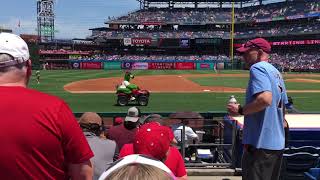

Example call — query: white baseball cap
[0,33,30,68]
[125,107,140,122]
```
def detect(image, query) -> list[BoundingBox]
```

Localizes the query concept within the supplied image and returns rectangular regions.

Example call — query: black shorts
[242,145,283,180]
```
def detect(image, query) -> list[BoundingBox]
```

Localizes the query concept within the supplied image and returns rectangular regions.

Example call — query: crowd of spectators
[92,30,225,39]
[236,23,320,38]
[97,1,320,40]
[92,23,320,39]
[39,49,91,55]
[79,54,230,61]
[110,9,230,24]
[270,51,320,71]
[108,1,319,24]
[237,0,319,22]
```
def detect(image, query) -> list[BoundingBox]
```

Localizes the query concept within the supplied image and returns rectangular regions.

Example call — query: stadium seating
[270,51,320,71]
[108,1,319,24]
[280,146,320,180]
[304,168,320,180]
[92,23,320,39]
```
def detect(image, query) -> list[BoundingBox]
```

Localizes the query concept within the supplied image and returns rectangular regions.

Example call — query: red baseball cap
[236,38,271,53]
[114,117,123,125]
[134,122,171,161]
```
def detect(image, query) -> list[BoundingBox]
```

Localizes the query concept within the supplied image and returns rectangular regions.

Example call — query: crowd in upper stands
[92,23,320,39]
[109,1,319,23]
[92,30,225,39]
[94,1,320,39]
[110,9,230,24]
[236,0,319,21]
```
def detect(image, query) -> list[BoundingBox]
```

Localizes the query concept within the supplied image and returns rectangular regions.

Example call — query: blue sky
[0,0,139,39]
[0,0,281,39]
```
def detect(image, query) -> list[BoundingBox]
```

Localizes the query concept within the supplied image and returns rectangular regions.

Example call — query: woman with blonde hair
[99,154,176,180]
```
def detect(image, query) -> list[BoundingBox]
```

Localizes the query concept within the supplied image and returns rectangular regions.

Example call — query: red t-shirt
[0,86,93,180]
[120,144,187,177]
[107,124,137,150]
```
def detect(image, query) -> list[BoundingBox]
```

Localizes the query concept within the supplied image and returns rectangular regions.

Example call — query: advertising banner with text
[148,62,175,70]
[80,62,102,69]
[131,62,149,70]
[132,38,152,45]
[175,62,195,70]
[272,40,320,46]
[234,39,320,47]
[196,62,214,70]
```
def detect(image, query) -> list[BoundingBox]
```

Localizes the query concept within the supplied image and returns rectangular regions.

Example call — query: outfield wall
[67,60,243,70]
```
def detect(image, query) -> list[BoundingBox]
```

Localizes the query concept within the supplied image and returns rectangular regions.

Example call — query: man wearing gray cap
[0,33,93,180]
[107,107,141,150]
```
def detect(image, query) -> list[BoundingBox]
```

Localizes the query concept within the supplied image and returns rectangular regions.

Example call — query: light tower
[37,0,55,42]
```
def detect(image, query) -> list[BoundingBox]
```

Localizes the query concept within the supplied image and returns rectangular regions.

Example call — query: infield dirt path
[64,74,320,93]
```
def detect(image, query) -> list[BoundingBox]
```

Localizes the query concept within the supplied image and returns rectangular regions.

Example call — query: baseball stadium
[1,0,320,179]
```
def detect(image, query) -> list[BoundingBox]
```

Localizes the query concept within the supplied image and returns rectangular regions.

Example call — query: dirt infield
[64,74,320,94]
[286,78,320,83]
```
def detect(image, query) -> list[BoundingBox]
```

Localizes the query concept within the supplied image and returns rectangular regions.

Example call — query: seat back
[281,152,319,180]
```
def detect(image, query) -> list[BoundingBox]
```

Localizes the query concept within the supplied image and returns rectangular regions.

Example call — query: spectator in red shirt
[107,107,141,150]
[0,33,94,180]
[119,122,187,180]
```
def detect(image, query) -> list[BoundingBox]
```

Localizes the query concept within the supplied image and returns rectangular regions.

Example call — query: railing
[74,112,239,169]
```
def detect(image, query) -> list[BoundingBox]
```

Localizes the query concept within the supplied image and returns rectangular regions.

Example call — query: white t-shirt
[172,124,198,142]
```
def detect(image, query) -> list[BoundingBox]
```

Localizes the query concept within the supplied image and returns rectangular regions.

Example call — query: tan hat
[79,112,102,125]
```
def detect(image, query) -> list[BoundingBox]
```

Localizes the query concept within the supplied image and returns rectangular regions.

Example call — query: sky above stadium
[0,0,282,39]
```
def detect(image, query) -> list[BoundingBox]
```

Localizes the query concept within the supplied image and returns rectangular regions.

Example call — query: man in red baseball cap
[119,122,187,180]
[236,38,271,69]
[228,37,288,180]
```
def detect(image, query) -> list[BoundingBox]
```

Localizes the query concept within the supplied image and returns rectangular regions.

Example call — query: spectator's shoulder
[250,61,271,74]
[26,88,67,107]
[251,61,267,69]
[108,125,121,134]
[100,138,117,147]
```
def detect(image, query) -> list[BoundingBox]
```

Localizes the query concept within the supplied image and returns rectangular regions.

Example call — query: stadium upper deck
[108,0,319,24]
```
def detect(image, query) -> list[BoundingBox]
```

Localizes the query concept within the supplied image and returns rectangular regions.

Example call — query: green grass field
[29,70,320,113]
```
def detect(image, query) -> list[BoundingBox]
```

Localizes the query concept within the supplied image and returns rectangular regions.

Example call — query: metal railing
[74,111,239,169]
